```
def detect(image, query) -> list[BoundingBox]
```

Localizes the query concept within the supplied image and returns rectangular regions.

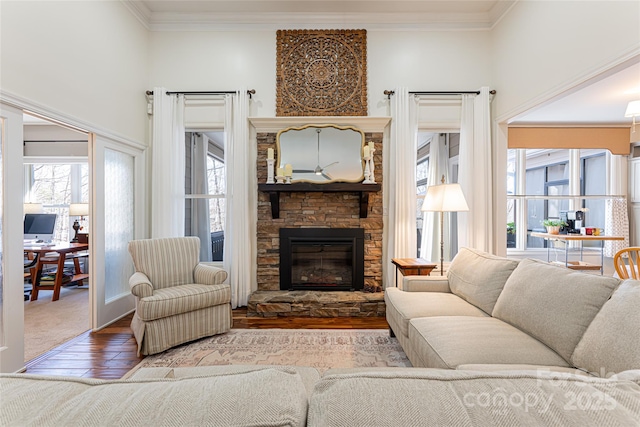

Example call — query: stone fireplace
[248,117,389,317]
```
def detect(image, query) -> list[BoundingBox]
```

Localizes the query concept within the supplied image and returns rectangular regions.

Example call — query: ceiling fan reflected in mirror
[293,128,339,180]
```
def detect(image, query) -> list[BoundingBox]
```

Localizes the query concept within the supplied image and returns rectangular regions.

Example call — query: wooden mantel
[258,183,382,219]
[249,116,391,133]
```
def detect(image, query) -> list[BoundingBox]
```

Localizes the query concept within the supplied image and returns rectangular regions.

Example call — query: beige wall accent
[508,127,631,155]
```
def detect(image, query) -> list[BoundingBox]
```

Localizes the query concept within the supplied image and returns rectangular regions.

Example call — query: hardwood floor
[24,309,389,379]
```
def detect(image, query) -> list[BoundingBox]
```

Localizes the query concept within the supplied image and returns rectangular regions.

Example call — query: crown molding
[119,2,513,32]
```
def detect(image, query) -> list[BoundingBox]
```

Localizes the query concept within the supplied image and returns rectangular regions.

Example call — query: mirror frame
[276,123,365,184]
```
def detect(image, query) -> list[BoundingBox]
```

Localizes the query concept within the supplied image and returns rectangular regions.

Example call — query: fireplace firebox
[279,228,365,291]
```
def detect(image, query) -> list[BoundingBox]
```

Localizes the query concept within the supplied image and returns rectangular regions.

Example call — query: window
[506,149,607,251]
[416,145,430,258]
[185,132,226,262]
[25,163,88,242]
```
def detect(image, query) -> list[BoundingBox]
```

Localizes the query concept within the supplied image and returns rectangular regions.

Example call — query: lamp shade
[69,203,89,217]
[23,203,44,214]
[625,100,640,117]
[421,183,469,212]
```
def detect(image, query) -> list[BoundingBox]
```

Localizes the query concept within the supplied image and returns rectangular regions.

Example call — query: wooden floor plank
[23,308,390,379]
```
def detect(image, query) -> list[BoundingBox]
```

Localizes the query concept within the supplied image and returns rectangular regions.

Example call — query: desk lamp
[69,203,89,243]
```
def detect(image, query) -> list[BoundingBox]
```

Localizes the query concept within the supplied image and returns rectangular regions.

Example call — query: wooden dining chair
[613,247,640,279]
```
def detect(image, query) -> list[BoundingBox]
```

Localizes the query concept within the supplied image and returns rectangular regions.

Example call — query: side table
[391,258,437,287]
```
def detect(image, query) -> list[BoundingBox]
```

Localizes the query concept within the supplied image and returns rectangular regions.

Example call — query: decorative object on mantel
[276,29,367,116]
[362,140,377,184]
[266,148,275,184]
[277,124,365,184]
[284,163,293,184]
[276,167,285,184]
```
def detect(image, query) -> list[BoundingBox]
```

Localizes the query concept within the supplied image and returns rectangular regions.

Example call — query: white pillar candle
[368,141,374,151]
[363,145,370,158]
[277,167,285,176]
[267,148,274,159]
[284,163,293,177]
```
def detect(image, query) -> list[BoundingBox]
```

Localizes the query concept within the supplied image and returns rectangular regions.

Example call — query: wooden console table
[258,182,381,219]
[24,242,89,301]
[531,232,624,275]
[391,258,437,287]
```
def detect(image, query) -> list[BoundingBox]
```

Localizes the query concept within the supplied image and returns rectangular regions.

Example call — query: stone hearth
[248,291,385,318]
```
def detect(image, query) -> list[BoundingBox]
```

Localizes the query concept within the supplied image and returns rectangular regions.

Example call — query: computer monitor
[24,213,57,242]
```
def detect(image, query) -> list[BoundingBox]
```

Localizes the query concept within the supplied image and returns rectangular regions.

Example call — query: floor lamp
[421,176,469,275]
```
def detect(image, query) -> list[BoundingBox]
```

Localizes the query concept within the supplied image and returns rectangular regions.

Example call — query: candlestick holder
[368,148,376,184]
[362,155,373,184]
[266,158,275,184]
[276,175,285,184]
[285,176,292,184]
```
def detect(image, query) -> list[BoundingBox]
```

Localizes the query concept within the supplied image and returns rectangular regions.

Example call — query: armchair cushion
[136,283,231,321]
[128,237,199,289]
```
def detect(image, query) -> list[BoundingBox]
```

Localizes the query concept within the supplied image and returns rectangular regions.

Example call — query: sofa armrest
[194,263,228,285]
[129,272,153,298]
[402,275,451,292]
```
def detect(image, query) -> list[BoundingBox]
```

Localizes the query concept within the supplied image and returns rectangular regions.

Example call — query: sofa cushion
[492,258,619,363]
[385,287,488,338]
[447,247,520,314]
[136,283,231,321]
[0,368,309,427]
[571,279,640,376]
[408,316,569,369]
[307,369,640,427]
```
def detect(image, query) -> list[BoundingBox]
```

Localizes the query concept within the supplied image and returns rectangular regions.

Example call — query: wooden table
[531,232,624,275]
[24,242,89,301]
[391,258,437,287]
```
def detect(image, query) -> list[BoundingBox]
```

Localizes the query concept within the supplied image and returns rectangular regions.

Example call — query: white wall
[0,1,149,144]
[491,0,640,122]
[149,29,492,117]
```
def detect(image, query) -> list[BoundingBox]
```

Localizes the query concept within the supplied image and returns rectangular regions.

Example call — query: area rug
[126,328,411,376]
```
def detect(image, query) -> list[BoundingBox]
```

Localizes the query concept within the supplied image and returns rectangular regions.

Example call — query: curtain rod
[383,90,496,99]
[146,89,256,98]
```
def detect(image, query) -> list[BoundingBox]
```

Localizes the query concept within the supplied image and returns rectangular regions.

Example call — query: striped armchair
[128,237,232,356]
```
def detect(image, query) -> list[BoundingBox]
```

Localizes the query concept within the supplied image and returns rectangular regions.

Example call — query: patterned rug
[126,328,411,376]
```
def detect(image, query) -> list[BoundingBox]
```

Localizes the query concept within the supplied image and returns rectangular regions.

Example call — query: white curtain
[192,133,212,262]
[151,87,185,238]
[420,134,450,262]
[458,87,493,253]
[223,89,257,308]
[384,87,418,288]
[604,153,630,257]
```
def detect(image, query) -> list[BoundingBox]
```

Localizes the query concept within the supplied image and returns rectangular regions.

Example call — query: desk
[391,258,437,287]
[24,242,89,301]
[530,232,624,275]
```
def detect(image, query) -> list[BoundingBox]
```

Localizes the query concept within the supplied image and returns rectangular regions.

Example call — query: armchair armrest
[402,275,451,293]
[194,263,228,286]
[129,272,153,298]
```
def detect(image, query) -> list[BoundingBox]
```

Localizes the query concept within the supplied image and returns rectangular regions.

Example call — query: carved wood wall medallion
[276,29,368,116]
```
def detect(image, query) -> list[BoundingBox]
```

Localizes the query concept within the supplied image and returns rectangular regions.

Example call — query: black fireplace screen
[280,228,364,291]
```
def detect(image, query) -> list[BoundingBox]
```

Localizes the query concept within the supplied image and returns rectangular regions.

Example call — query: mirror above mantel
[277,124,365,184]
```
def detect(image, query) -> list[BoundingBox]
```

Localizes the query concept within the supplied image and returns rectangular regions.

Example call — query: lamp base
[70,219,80,243]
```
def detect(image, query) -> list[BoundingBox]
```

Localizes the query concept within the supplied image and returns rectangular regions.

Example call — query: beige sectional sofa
[2,365,640,426]
[386,247,640,377]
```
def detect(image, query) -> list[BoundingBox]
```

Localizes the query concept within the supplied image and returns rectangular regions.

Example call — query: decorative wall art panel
[276,29,368,116]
